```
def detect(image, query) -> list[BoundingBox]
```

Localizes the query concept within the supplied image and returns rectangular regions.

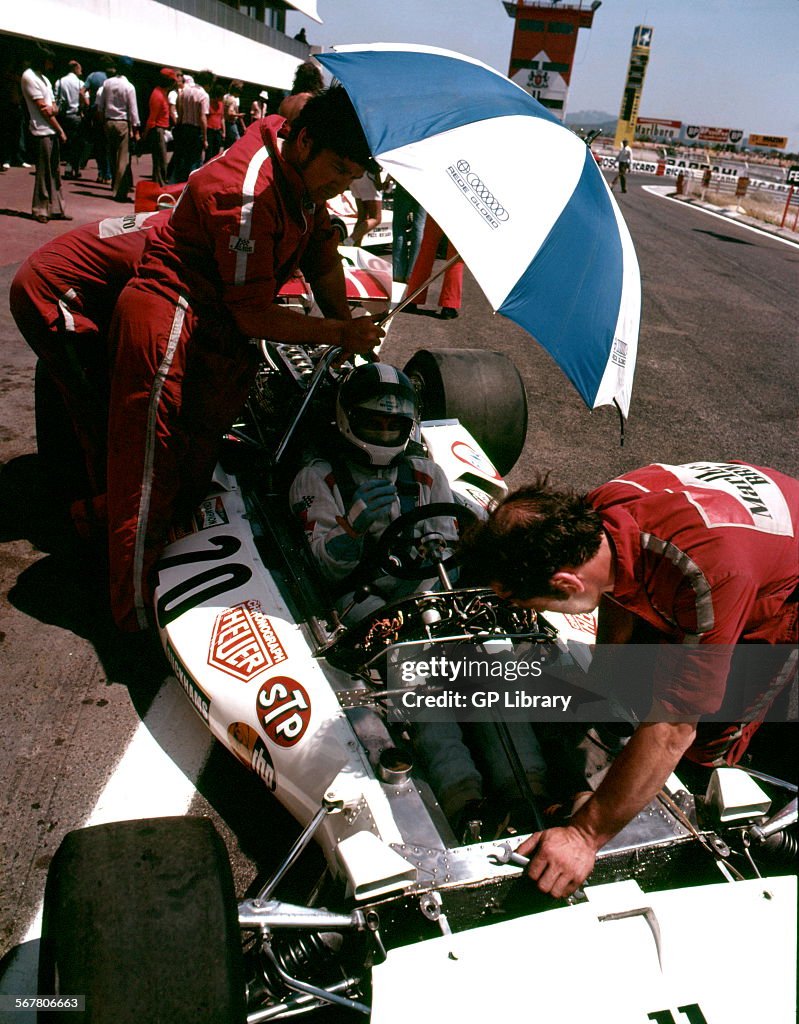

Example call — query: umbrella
[317,44,640,418]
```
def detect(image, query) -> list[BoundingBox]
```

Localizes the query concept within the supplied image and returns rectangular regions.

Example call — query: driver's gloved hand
[347,478,397,534]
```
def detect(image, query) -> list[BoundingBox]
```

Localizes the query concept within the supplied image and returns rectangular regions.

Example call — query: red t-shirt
[207,98,224,131]
[145,86,170,132]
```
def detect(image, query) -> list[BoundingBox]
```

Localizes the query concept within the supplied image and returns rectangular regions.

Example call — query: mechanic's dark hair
[289,85,376,173]
[195,69,214,89]
[291,61,323,95]
[458,475,604,600]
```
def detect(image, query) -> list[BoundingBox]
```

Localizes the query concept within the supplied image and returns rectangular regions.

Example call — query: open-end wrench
[490,841,531,869]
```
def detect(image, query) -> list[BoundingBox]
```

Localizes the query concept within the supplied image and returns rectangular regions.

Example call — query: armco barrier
[594,153,792,196]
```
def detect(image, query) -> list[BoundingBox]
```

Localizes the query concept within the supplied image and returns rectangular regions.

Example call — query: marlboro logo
[208,600,288,682]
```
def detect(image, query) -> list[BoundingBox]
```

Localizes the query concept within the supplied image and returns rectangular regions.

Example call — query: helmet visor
[349,407,413,448]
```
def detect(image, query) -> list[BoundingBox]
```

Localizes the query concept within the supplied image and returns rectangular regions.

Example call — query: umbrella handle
[375,253,462,329]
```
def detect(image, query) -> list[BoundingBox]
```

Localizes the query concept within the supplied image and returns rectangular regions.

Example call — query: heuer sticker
[256,676,311,748]
[208,599,288,682]
[451,440,501,480]
[227,722,277,790]
[167,642,211,722]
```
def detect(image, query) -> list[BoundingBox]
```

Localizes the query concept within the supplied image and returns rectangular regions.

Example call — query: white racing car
[38,343,796,1023]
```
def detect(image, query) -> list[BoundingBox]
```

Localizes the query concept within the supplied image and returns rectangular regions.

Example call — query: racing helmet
[335,363,418,466]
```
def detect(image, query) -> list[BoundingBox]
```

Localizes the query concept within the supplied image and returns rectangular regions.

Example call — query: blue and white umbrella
[318,44,640,417]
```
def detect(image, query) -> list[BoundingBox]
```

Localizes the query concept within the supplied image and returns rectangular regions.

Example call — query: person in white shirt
[97,56,140,202]
[349,170,383,246]
[20,43,69,223]
[54,59,85,178]
[611,139,633,193]
[170,70,211,182]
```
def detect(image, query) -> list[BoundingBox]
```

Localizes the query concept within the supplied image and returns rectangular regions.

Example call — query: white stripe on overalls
[235,148,271,285]
[132,295,189,629]
[57,287,78,332]
[640,532,715,642]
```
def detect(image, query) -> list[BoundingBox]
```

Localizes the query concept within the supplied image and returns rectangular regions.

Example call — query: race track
[1,173,797,1006]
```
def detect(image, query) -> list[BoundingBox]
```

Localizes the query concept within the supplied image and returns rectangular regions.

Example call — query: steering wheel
[370,502,477,581]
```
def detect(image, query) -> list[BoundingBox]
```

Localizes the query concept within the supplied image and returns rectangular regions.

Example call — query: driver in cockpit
[289,361,457,623]
[290,362,548,838]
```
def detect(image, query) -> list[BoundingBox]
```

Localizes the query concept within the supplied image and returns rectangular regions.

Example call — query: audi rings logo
[448,159,509,229]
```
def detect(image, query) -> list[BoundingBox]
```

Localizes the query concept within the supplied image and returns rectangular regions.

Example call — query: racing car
[38,341,797,1023]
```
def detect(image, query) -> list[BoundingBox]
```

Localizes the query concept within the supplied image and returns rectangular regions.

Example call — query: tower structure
[614,25,653,146]
[502,0,600,118]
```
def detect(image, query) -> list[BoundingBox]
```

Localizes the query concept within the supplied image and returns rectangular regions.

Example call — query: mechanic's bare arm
[518,712,698,899]
[310,261,353,320]
[247,299,383,354]
[309,261,385,353]
[32,96,67,142]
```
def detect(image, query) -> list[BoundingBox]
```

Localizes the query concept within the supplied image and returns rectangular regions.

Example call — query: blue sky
[288,0,799,153]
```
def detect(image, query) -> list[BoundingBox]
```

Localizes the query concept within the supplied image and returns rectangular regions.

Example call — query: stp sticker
[208,600,288,682]
[451,440,501,480]
[256,677,311,747]
[227,722,277,790]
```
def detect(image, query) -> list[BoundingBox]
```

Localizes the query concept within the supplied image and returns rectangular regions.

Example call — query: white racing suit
[290,450,547,825]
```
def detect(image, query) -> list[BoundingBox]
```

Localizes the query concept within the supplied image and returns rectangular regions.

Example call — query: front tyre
[38,817,246,1024]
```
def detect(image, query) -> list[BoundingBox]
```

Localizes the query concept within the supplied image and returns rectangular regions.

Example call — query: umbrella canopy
[317,44,640,417]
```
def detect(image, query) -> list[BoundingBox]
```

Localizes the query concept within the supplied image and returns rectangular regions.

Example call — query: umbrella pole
[376,253,462,329]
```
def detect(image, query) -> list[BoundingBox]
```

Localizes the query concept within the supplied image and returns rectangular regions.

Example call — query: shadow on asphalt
[0,454,304,884]
[693,228,755,245]
[0,208,38,221]
[0,453,165,706]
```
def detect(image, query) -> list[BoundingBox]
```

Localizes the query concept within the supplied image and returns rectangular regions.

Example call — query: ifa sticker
[208,599,288,682]
[256,676,311,747]
[451,441,501,480]
[227,722,277,790]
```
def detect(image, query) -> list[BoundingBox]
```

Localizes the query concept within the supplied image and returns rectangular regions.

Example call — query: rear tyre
[38,817,246,1024]
[403,348,528,475]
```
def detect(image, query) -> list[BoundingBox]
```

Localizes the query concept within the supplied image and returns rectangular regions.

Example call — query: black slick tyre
[38,816,246,1024]
[403,348,528,475]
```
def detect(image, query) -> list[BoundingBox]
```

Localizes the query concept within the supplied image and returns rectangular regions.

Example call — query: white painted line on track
[16,675,213,949]
[642,184,799,249]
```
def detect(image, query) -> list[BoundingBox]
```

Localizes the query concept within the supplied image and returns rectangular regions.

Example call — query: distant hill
[564,110,617,136]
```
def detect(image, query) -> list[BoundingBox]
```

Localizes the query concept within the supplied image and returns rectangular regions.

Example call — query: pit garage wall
[0,0,302,90]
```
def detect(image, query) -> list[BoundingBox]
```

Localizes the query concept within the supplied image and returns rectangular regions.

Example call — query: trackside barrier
[781,187,799,231]
[593,154,793,198]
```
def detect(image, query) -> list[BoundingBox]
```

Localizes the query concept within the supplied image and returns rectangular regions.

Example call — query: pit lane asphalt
[1,165,797,1002]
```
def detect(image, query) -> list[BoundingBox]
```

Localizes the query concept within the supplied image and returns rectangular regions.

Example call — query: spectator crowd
[3,44,323,223]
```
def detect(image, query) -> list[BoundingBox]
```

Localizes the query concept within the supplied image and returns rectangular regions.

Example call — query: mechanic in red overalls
[10,210,170,495]
[107,86,383,631]
[460,461,799,896]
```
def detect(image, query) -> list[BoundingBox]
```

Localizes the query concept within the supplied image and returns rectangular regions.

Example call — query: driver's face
[352,409,412,447]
